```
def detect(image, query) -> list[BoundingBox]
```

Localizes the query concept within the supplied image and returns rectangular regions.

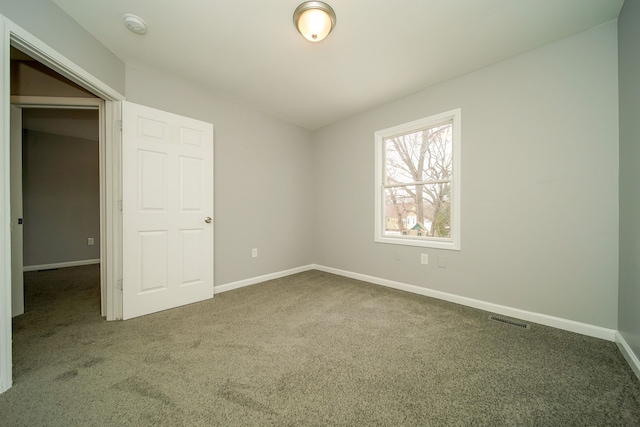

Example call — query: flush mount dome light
[293,1,336,42]
[123,13,148,35]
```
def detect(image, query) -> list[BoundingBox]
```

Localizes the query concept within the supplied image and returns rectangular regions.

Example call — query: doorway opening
[10,46,104,318]
[16,105,101,316]
[2,15,214,394]
[2,19,125,393]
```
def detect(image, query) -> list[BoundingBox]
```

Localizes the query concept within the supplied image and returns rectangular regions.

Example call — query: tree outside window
[375,109,461,250]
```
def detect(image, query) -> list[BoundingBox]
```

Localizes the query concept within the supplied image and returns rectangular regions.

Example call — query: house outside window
[375,109,461,250]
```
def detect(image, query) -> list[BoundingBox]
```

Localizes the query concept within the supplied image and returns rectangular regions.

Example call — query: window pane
[385,122,453,185]
[375,108,460,250]
[384,183,451,238]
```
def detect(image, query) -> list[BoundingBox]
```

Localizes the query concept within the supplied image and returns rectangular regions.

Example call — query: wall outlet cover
[438,255,446,268]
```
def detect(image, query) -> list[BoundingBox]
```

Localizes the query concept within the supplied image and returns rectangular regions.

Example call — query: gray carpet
[1,265,639,426]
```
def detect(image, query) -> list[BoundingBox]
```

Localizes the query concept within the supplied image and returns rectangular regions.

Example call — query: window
[375,109,461,250]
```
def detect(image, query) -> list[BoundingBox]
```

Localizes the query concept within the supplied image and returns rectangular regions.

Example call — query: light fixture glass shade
[293,2,336,42]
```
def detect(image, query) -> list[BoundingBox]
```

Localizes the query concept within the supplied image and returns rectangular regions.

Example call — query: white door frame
[11,96,105,316]
[1,14,125,393]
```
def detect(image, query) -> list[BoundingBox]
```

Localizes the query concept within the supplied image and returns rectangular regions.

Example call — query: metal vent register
[489,315,530,329]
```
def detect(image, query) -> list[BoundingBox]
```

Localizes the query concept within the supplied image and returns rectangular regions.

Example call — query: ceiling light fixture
[293,2,336,42]
[123,13,148,35]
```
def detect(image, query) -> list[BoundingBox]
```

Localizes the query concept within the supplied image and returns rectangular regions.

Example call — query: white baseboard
[215,265,315,294]
[211,263,636,378]
[23,259,100,272]
[213,263,617,342]
[615,332,640,381]
[312,264,617,342]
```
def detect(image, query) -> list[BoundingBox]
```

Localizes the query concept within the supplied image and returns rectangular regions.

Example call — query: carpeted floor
[1,265,639,426]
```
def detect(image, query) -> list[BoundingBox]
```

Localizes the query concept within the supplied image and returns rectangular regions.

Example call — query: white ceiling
[52,0,623,131]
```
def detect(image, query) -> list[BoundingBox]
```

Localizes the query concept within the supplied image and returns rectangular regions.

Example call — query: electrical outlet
[421,253,428,265]
[438,255,446,268]
[252,248,258,258]
[87,237,95,246]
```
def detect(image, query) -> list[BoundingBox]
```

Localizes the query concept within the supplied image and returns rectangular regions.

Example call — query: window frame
[374,108,461,250]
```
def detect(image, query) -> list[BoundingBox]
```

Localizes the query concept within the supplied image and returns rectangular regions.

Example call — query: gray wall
[125,65,315,286]
[313,21,619,328]
[0,1,628,334]
[22,128,100,266]
[0,0,125,95]
[618,0,640,364]
[2,0,315,287]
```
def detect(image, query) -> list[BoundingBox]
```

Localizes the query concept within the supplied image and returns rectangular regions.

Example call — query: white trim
[615,332,640,381]
[216,263,618,343]
[1,13,125,394]
[374,108,461,250]
[312,264,616,341]
[0,14,11,394]
[10,96,101,108]
[104,101,122,321]
[98,101,106,317]
[10,96,105,313]
[6,21,124,101]
[215,265,315,294]
[23,259,100,272]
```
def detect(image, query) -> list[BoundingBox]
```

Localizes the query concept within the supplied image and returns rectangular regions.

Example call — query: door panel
[180,229,204,285]
[139,150,167,211]
[139,230,168,292]
[122,101,213,320]
[180,156,203,210]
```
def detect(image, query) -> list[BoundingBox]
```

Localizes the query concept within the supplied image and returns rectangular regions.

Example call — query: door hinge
[117,120,123,132]
[117,200,123,211]
[117,279,123,290]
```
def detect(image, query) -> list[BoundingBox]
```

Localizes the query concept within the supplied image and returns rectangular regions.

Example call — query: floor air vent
[489,315,530,329]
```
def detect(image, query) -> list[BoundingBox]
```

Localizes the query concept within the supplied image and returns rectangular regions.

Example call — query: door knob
[205,217,212,224]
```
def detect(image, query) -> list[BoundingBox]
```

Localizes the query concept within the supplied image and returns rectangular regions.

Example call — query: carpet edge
[616,332,640,381]
[313,264,617,342]
[214,265,315,294]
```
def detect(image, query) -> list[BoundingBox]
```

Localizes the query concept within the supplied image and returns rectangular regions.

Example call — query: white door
[10,106,24,317]
[122,101,214,320]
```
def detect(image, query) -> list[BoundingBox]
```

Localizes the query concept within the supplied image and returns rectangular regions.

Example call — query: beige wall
[618,0,640,366]
[11,58,95,98]
[313,21,619,329]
